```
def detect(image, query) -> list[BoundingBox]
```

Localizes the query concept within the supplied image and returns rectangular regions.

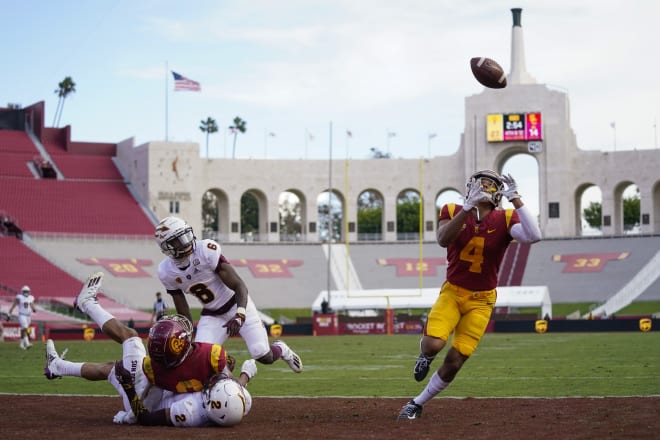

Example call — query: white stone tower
[508,8,536,85]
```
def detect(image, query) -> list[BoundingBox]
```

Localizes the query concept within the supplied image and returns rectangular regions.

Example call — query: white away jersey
[15,293,35,316]
[157,239,236,311]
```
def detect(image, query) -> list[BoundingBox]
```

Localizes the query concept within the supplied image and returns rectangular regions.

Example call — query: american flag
[172,71,201,91]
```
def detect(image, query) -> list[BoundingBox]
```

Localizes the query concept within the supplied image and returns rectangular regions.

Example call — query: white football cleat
[44,339,68,380]
[74,272,104,313]
[273,340,303,373]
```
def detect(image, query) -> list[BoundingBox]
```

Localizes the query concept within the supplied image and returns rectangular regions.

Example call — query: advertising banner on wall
[1,323,38,341]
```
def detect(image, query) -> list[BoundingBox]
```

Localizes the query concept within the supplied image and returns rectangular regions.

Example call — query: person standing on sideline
[151,291,168,323]
[154,216,303,374]
[8,285,37,349]
[398,170,542,419]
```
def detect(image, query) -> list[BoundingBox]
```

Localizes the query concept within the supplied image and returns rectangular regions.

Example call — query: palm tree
[229,116,247,159]
[199,117,219,159]
[53,76,76,127]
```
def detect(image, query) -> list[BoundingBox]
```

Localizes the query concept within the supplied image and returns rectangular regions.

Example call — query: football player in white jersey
[155,216,303,373]
[8,285,36,349]
[45,271,255,427]
[114,361,254,427]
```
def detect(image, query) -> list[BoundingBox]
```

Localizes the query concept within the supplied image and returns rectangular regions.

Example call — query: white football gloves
[464,178,487,211]
[499,173,521,202]
[240,359,257,380]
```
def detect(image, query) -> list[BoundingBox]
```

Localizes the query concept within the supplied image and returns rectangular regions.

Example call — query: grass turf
[1,332,658,398]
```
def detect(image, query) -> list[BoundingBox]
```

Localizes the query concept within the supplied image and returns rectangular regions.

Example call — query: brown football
[470,57,507,89]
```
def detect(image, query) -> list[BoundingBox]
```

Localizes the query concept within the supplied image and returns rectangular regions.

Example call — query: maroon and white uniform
[157,239,271,359]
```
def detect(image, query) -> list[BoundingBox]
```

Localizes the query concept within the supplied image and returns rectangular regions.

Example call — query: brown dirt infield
[3,395,658,439]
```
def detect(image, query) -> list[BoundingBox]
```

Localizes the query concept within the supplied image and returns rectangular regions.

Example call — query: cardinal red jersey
[439,203,519,291]
[143,342,227,393]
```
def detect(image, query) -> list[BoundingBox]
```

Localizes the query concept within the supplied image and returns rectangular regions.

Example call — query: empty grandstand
[2,9,659,335]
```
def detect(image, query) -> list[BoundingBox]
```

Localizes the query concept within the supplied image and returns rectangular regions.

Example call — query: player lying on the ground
[47,339,255,427]
[115,359,253,427]
[44,271,255,426]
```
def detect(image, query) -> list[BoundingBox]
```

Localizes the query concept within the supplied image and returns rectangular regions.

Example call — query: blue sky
[3,1,659,215]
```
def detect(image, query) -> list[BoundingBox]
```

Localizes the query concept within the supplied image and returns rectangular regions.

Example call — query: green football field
[1,332,658,398]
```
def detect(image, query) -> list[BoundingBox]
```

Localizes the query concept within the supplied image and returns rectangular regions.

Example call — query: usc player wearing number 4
[398,170,542,419]
[155,217,302,373]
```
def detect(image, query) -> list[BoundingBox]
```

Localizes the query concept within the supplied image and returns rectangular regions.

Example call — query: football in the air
[470,57,507,89]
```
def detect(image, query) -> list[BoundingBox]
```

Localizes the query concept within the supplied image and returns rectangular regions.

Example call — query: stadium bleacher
[0,179,153,234]
[47,154,123,180]
[0,125,154,323]
[1,122,659,327]
[0,130,38,154]
[0,236,84,299]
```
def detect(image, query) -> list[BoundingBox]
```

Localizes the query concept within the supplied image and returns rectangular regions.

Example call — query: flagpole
[344,129,350,293]
[419,157,424,291]
[165,61,169,141]
[327,121,333,307]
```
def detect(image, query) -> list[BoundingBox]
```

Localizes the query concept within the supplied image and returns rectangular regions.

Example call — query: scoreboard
[487,112,542,142]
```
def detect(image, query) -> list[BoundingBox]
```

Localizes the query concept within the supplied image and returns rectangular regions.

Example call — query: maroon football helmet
[147,314,194,368]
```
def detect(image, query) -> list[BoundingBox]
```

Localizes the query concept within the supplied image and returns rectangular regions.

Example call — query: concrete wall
[116,83,660,242]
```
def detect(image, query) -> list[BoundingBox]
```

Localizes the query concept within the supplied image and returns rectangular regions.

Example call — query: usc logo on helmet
[169,336,186,354]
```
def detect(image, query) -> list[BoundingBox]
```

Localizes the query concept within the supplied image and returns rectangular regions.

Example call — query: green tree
[229,116,247,159]
[583,201,602,228]
[201,190,218,236]
[199,117,218,159]
[623,194,640,230]
[357,190,383,235]
[53,76,76,127]
[396,191,421,234]
[397,199,421,233]
[582,195,640,230]
[318,192,342,242]
[279,193,301,239]
[357,207,382,234]
[241,192,259,236]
